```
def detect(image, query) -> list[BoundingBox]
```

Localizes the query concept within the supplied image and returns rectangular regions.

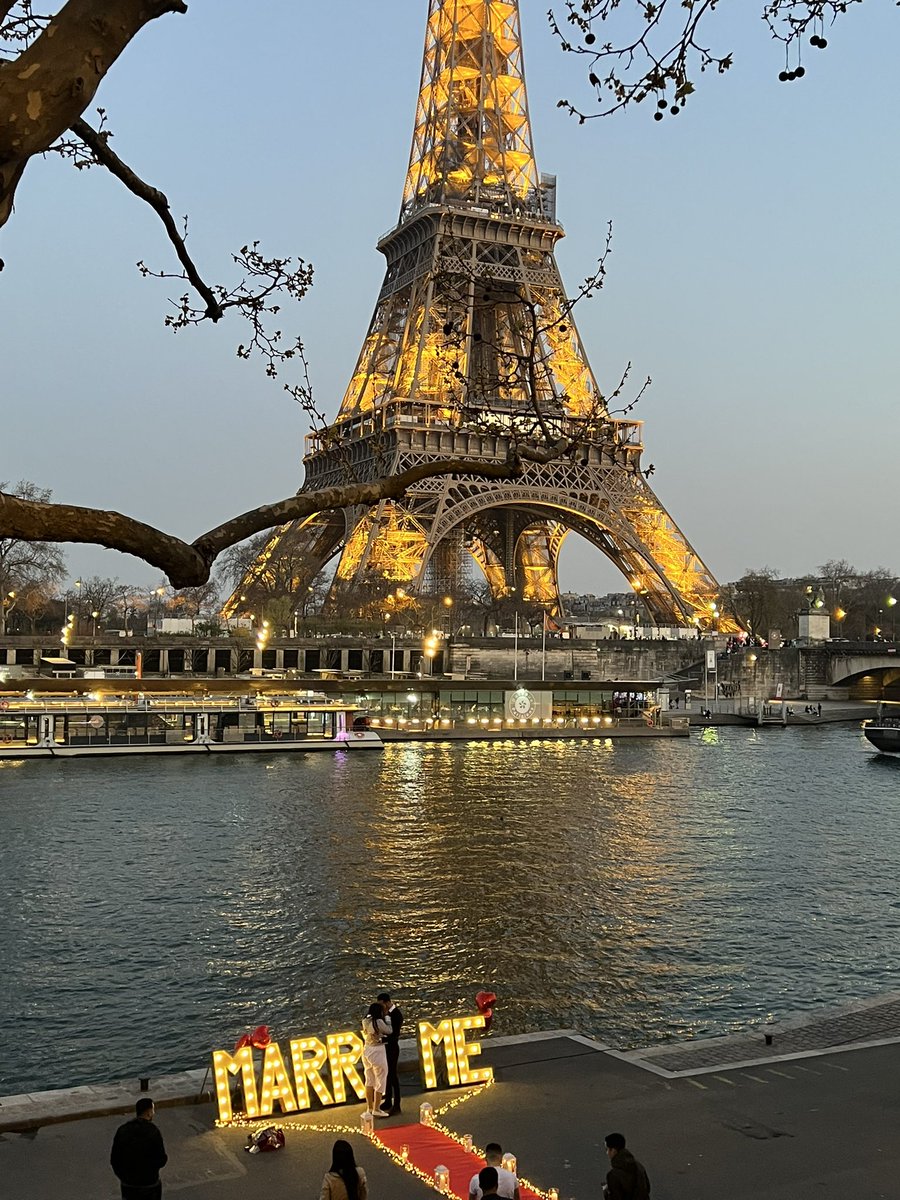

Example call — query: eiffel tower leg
[223,512,344,618]
[328,499,431,603]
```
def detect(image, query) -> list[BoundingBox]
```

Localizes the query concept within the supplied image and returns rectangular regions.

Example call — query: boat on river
[0,692,382,758]
[863,709,900,755]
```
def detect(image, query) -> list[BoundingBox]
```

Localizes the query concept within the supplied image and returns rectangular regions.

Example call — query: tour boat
[0,692,382,759]
[863,711,900,756]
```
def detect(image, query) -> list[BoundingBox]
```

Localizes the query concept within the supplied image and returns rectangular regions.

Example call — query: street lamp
[887,595,897,641]
[147,586,165,633]
[91,610,100,639]
[61,611,75,649]
[74,578,82,629]
[423,633,438,676]
[1,590,16,636]
[834,607,846,639]
[442,594,453,635]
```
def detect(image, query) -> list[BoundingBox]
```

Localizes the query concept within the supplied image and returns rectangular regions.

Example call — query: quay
[4,995,900,1198]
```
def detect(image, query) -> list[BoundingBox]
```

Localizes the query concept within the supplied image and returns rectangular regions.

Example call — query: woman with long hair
[361,1000,393,1116]
[319,1139,367,1200]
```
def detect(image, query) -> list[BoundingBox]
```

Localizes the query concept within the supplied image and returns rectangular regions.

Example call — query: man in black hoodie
[110,1098,168,1199]
[604,1132,650,1200]
[377,990,404,1114]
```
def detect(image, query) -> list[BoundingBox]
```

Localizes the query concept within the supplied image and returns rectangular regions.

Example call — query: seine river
[1,725,898,1095]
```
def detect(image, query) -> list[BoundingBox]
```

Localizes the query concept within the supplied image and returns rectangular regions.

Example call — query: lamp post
[887,595,897,641]
[443,594,453,635]
[91,610,100,639]
[256,619,270,656]
[147,586,165,633]
[423,633,438,676]
[0,590,16,636]
[61,611,74,651]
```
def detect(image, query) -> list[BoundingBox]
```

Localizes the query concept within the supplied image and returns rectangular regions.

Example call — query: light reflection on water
[1,726,898,1093]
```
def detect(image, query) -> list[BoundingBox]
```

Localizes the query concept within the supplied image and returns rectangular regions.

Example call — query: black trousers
[121,1183,162,1200]
[384,1041,401,1110]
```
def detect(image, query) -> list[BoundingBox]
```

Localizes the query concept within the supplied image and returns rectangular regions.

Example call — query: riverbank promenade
[3,995,900,1199]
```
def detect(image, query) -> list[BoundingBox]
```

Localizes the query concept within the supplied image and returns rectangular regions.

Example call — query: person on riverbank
[476,1167,500,1197]
[361,1001,393,1116]
[377,990,403,1114]
[110,1098,167,1200]
[603,1132,650,1200]
[319,1139,368,1200]
[469,1143,520,1200]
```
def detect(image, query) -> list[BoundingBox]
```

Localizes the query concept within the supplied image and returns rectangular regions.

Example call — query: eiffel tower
[226,0,732,629]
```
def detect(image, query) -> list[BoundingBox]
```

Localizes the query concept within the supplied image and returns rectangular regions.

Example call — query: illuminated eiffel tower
[226,0,732,628]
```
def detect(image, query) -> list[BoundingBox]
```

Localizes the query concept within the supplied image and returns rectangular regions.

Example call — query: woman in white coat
[361,1001,393,1116]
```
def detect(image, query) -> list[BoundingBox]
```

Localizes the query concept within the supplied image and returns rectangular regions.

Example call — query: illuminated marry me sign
[212,1013,493,1123]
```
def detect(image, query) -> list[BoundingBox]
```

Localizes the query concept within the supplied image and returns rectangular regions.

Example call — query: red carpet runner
[376,1123,546,1200]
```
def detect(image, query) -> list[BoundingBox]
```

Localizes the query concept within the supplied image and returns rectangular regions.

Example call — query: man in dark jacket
[604,1132,650,1200]
[110,1098,168,1200]
[377,990,404,1114]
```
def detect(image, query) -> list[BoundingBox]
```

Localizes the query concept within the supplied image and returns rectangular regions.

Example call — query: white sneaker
[373,1109,391,1117]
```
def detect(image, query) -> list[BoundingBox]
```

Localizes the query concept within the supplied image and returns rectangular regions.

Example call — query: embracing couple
[361,990,403,1117]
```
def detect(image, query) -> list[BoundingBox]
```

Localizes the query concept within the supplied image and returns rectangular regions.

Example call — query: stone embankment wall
[0,634,890,699]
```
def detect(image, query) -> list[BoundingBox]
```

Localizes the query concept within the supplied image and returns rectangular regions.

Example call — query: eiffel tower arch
[226,0,734,629]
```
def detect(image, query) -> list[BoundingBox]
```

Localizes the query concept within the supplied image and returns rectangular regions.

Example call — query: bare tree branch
[549,0,865,122]
[0,456,524,589]
[71,116,222,319]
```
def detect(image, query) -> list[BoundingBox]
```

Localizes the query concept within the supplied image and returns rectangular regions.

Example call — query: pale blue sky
[3,1,898,594]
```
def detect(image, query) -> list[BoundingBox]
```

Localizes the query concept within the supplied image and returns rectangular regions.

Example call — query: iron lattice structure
[226,0,733,628]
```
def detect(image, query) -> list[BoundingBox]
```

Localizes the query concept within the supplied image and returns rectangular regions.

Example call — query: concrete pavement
[3,1000,900,1200]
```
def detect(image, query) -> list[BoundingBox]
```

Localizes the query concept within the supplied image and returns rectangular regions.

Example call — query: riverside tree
[0,480,66,635]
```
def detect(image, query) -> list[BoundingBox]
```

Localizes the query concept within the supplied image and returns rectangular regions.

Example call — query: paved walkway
[3,999,900,1199]
[618,990,900,1074]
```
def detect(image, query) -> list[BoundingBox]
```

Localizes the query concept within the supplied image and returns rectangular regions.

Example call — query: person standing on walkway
[603,1132,650,1200]
[110,1098,168,1200]
[476,1167,500,1198]
[319,1139,368,1200]
[361,1001,393,1117]
[377,990,403,1114]
[469,1143,520,1200]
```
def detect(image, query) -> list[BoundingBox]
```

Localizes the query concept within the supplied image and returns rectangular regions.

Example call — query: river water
[1,725,898,1095]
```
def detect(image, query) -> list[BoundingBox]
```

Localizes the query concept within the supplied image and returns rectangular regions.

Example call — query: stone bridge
[713,643,900,701]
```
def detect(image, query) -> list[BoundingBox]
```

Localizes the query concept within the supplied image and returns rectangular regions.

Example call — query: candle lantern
[400,1144,410,1162]
[435,1165,450,1193]
[419,1101,434,1125]
[360,1111,374,1138]
[501,1152,517,1174]
[462,1133,473,1152]
[548,1190,559,1200]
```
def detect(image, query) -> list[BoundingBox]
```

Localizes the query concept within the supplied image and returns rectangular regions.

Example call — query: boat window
[65,715,110,744]
[126,714,149,741]
[0,716,30,746]
[304,710,335,739]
